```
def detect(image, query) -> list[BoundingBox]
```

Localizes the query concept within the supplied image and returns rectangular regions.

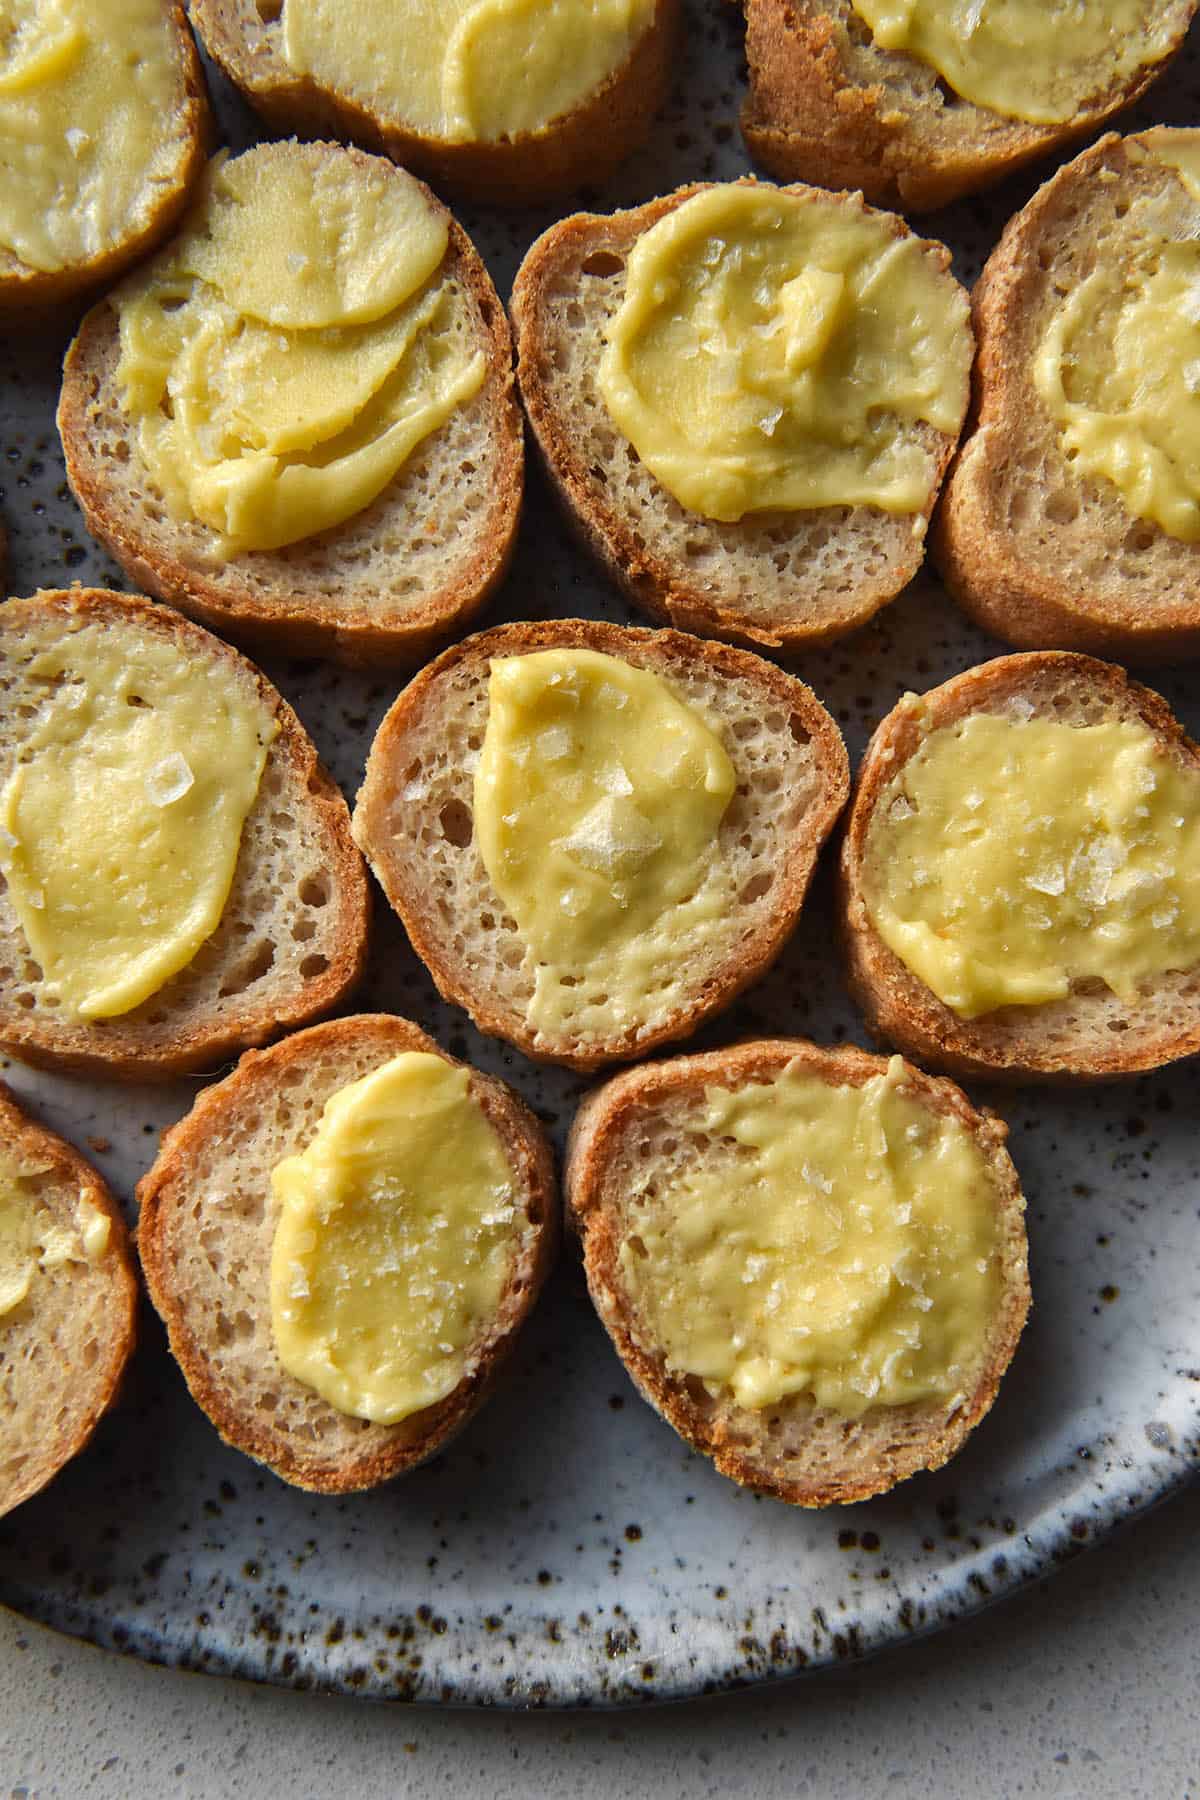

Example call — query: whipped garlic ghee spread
[269,1053,522,1424]
[279,0,655,144]
[618,1058,1004,1418]
[598,185,971,523]
[861,706,1200,1019]
[848,0,1177,127]
[0,620,277,1020]
[0,0,183,273]
[0,1166,111,1318]
[112,145,485,555]
[473,648,737,1040]
[1033,130,1200,542]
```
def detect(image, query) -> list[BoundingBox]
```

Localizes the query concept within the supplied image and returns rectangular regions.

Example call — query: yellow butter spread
[861,710,1200,1019]
[0,1170,111,1318]
[848,0,1175,127]
[113,146,485,556]
[473,649,737,1039]
[597,185,971,523]
[1033,131,1200,542]
[279,0,655,144]
[0,0,182,273]
[617,1057,1003,1418]
[0,620,277,1020]
[269,1053,521,1424]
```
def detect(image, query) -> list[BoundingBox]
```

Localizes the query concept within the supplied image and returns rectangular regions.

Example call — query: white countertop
[2,1474,1194,1799]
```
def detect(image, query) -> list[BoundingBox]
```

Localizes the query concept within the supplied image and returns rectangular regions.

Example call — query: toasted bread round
[566,1038,1030,1506]
[0,1081,137,1518]
[934,132,1200,663]
[0,588,369,1081]
[838,652,1200,1083]
[189,0,679,206]
[352,618,850,1070]
[740,0,1197,213]
[57,142,523,670]
[0,1,210,322]
[510,182,969,653]
[136,1014,558,1494]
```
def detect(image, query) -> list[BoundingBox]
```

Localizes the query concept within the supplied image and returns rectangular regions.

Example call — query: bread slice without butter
[510,183,969,653]
[189,0,679,207]
[136,1014,557,1494]
[57,142,522,669]
[0,1082,137,1519]
[934,132,1200,663]
[352,619,850,1070]
[838,653,1200,1082]
[0,1,210,321]
[739,0,1196,214]
[566,1039,1030,1506]
[0,588,369,1082]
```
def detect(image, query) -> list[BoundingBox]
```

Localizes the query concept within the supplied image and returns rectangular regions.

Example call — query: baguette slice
[510,182,968,653]
[934,132,1200,663]
[839,653,1200,1082]
[566,1039,1030,1506]
[0,1081,137,1518]
[0,2,210,321]
[137,1014,558,1494]
[352,618,850,1069]
[189,0,679,207]
[740,0,1196,214]
[58,142,523,670]
[0,588,369,1081]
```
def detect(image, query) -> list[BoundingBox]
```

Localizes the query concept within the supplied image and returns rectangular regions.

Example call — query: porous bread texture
[566,1038,1030,1507]
[933,133,1200,663]
[0,1,210,320]
[189,0,679,205]
[510,183,968,653]
[57,143,522,670]
[0,1081,136,1518]
[353,619,850,1069]
[838,652,1200,1083]
[136,1014,558,1493]
[0,589,369,1081]
[740,0,1197,213]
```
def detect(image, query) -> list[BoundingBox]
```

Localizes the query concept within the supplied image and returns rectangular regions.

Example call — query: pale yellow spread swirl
[270,1054,522,1424]
[473,648,737,1043]
[598,185,971,523]
[618,1057,1005,1419]
[1033,131,1200,543]
[861,707,1200,1019]
[112,145,485,556]
[0,1167,111,1318]
[848,0,1177,127]
[0,0,184,273]
[0,620,277,1021]
[279,0,655,143]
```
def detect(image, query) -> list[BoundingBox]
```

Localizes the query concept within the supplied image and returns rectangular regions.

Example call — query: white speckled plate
[0,1,1197,1709]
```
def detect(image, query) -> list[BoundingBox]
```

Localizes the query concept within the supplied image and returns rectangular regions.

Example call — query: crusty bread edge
[837,651,1200,1082]
[565,1037,1030,1506]
[509,180,967,652]
[739,2,1194,213]
[0,1079,138,1518]
[0,2,212,323]
[190,0,680,207]
[57,147,524,670]
[931,133,1200,662]
[353,617,850,1070]
[135,1013,559,1494]
[0,588,370,1081]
